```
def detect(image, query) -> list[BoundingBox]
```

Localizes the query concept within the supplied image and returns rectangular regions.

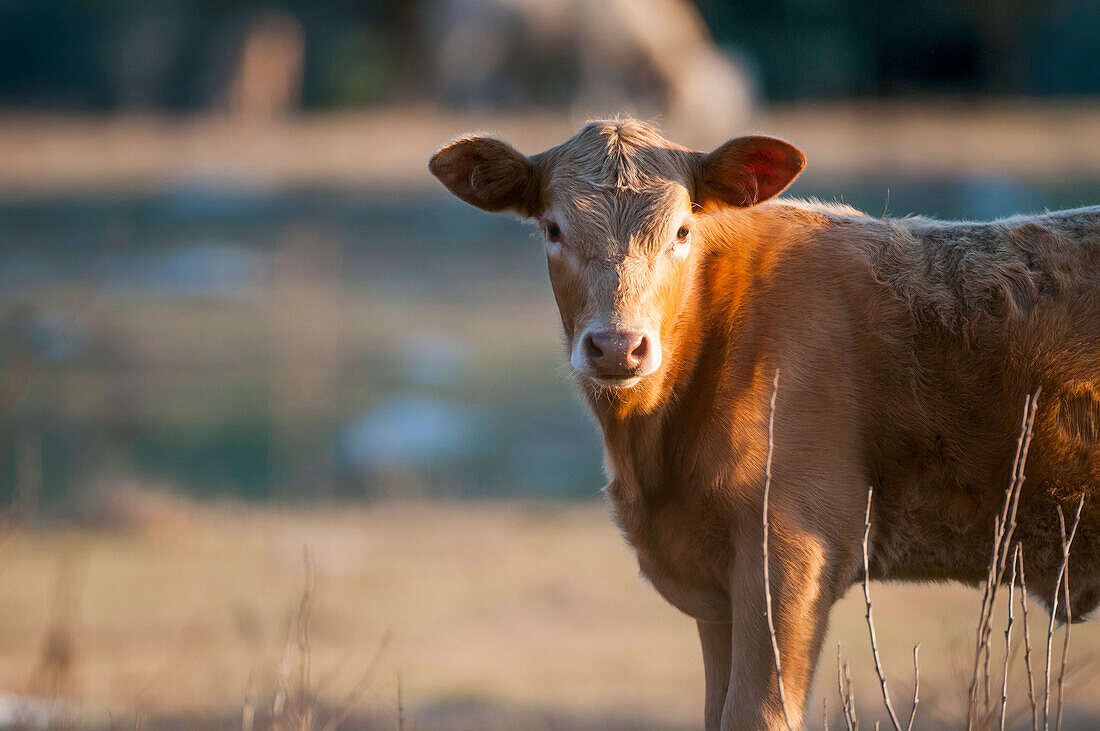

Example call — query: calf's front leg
[721,523,838,730]
[697,620,732,730]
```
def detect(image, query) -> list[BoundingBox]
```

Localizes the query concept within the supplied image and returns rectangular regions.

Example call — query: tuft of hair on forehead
[545,119,692,193]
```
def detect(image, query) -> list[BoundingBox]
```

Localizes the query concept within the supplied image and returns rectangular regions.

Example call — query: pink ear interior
[700,136,806,208]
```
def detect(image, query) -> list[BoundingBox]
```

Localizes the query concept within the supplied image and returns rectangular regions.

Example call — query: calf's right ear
[429,136,540,216]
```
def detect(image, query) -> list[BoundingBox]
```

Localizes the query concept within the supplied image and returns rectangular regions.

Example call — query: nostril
[584,331,652,376]
[583,333,603,362]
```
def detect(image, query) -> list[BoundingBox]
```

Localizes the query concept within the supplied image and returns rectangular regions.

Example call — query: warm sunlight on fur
[432,118,1100,729]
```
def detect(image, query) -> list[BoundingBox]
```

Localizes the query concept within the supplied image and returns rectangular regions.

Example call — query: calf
[429,119,1100,729]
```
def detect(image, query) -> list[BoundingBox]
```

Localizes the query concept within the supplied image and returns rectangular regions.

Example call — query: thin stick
[823,696,828,731]
[1054,497,1084,731]
[969,391,1040,727]
[861,483,903,731]
[242,673,255,731]
[837,643,854,731]
[298,547,316,727]
[1056,556,1071,731]
[1018,544,1039,731]
[982,519,998,717]
[845,663,858,729]
[761,369,794,730]
[1001,545,1020,731]
[319,630,392,731]
[273,548,317,730]
[1043,498,1084,731]
[906,644,920,731]
[1047,506,1068,731]
[272,622,294,729]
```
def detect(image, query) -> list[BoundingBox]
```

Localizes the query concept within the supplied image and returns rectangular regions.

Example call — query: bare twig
[1045,508,1064,731]
[907,644,920,731]
[272,619,293,729]
[1001,545,1020,731]
[1056,553,1071,731]
[319,630,392,731]
[1043,498,1084,731]
[761,369,794,730]
[969,390,1040,728]
[1054,497,1084,731]
[397,672,405,731]
[242,673,255,731]
[837,643,854,731]
[861,484,903,730]
[1018,544,1039,731]
[984,584,994,712]
[823,696,828,731]
[845,663,858,729]
[297,548,317,730]
[273,548,317,731]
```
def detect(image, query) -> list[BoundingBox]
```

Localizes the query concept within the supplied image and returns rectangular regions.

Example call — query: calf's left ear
[429,136,540,216]
[692,135,805,209]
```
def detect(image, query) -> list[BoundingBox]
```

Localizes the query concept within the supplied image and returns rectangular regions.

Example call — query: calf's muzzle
[581,330,658,381]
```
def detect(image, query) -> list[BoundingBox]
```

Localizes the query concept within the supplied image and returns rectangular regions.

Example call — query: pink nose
[583,331,650,378]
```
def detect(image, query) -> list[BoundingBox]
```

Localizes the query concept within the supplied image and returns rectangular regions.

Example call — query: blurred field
[0,500,1096,729]
[4,102,1100,195]
[5,105,1100,509]
[3,103,1100,729]
[7,1,1100,728]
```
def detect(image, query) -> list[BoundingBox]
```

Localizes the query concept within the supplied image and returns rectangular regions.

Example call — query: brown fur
[430,119,1100,729]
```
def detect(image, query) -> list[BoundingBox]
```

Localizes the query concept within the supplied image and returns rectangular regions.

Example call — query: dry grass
[0,499,1096,728]
[0,501,700,728]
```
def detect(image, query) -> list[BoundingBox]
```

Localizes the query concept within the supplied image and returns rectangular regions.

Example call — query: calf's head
[430,120,804,403]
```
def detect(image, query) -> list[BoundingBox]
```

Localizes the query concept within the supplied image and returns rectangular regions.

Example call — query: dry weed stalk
[1056,542,1071,731]
[1018,544,1039,730]
[858,483,920,731]
[267,548,392,731]
[834,392,1078,731]
[32,545,86,704]
[272,548,316,730]
[860,485,898,730]
[242,673,256,731]
[1043,497,1084,731]
[836,642,857,731]
[907,645,920,731]
[844,661,857,730]
[968,390,1040,728]
[763,387,1087,730]
[318,631,392,731]
[1000,544,1020,731]
[761,369,794,730]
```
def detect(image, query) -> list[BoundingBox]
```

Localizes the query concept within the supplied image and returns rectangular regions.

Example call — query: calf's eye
[676,225,690,240]
[546,222,562,241]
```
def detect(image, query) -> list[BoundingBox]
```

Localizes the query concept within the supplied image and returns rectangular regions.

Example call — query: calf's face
[430,121,804,399]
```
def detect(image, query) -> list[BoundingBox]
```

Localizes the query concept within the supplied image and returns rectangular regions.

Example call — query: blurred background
[2,0,1100,728]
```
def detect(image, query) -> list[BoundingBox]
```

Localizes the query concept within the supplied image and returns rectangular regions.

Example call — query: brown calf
[429,119,1100,729]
